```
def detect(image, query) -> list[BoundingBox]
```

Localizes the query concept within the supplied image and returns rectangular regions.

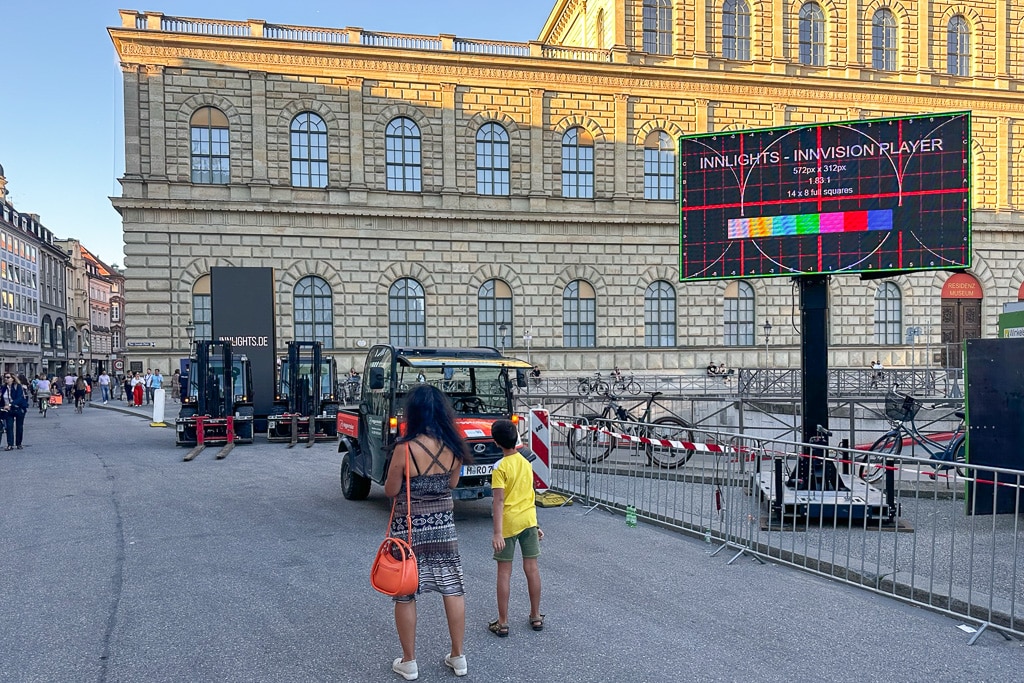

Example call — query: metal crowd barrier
[544,413,1023,643]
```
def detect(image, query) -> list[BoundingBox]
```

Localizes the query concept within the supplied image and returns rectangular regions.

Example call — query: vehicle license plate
[461,464,494,476]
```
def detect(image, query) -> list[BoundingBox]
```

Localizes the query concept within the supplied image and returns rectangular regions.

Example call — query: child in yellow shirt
[488,419,544,637]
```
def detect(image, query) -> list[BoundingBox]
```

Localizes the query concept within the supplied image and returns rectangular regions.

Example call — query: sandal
[488,620,509,637]
[529,614,545,631]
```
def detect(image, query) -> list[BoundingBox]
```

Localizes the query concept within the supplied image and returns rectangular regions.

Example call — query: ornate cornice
[113,39,1024,114]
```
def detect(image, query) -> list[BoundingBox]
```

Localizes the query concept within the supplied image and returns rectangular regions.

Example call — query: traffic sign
[113,359,125,372]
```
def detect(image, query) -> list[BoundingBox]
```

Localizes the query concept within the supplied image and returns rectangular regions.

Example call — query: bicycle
[857,389,966,483]
[38,394,50,418]
[75,394,86,414]
[610,374,641,396]
[576,372,609,397]
[567,391,695,468]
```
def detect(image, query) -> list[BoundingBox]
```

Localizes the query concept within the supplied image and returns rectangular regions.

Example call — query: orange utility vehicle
[337,345,530,501]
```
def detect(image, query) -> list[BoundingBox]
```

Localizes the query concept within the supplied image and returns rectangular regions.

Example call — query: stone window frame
[54,318,65,350]
[561,127,595,199]
[722,0,752,61]
[798,2,826,66]
[191,274,212,342]
[290,112,328,189]
[294,275,335,349]
[389,277,426,346]
[724,280,756,346]
[41,314,52,349]
[385,116,423,193]
[871,8,897,71]
[643,130,676,201]
[642,0,673,55]
[644,280,677,347]
[874,281,902,345]
[476,122,511,196]
[947,14,970,76]
[478,279,514,348]
[563,279,597,348]
[189,106,230,184]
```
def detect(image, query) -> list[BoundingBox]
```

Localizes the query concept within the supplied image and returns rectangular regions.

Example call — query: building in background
[109,3,1024,374]
[29,215,69,377]
[0,164,43,377]
[109,266,126,376]
[56,239,120,376]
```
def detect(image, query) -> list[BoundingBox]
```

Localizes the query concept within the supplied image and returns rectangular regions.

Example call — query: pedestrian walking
[151,369,164,398]
[98,370,111,404]
[0,373,29,450]
[123,375,133,405]
[383,384,472,680]
[488,419,544,638]
[144,369,154,404]
[132,373,145,407]
[171,369,181,402]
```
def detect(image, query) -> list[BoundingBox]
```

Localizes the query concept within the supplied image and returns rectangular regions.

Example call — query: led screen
[678,112,971,281]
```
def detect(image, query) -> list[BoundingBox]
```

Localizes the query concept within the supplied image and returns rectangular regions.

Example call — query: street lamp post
[522,330,533,366]
[762,320,773,368]
[497,323,508,355]
[185,318,196,352]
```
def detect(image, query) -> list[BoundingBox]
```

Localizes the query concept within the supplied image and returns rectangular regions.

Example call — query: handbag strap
[387,442,414,545]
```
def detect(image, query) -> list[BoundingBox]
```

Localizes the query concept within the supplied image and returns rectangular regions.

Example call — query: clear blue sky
[0,1,556,267]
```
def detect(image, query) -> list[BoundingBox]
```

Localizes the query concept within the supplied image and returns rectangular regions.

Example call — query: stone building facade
[109,2,1024,375]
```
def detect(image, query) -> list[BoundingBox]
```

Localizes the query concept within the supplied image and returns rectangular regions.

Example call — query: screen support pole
[796,274,830,489]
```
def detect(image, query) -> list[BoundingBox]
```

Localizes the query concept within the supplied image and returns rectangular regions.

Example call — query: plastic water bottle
[703,526,712,544]
[625,505,638,528]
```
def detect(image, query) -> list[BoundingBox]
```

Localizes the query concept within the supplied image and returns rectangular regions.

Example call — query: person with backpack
[0,373,30,450]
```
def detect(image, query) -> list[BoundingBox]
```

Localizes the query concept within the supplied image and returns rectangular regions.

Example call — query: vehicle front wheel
[340,451,371,500]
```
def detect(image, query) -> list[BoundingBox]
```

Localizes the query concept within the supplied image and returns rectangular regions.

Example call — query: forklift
[176,340,255,460]
[267,341,340,447]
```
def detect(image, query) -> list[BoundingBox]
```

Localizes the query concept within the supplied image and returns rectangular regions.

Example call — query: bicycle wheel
[646,417,696,468]
[576,381,590,397]
[566,417,613,463]
[625,380,641,395]
[859,430,903,483]
[594,380,610,396]
[950,436,970,480]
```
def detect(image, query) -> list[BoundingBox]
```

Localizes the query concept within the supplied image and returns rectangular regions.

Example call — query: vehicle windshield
[397,365,510,416]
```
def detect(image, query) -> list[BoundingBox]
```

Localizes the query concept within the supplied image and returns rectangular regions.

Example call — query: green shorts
[493,526,541,562]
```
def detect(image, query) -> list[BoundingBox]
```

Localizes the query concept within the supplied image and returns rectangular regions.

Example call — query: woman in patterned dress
[384,384,474,680]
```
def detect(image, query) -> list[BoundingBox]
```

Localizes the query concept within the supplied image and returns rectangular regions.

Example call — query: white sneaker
[392,658,418,681]
[444,653,468,676]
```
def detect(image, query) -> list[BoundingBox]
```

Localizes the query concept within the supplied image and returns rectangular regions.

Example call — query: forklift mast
[287,341,323,417]
[188,341,234,418]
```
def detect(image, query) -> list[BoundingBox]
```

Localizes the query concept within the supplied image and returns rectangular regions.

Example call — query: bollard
[529,408,550,492]
[151,388,167,427]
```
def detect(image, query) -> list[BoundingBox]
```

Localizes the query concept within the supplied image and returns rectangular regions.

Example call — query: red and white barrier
[530,408,551,491]
[551,418,731,454]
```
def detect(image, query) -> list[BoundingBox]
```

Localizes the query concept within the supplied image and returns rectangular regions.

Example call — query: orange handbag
[370,444,419,597]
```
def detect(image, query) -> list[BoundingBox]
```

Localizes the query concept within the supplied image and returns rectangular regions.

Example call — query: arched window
[41,315,52,349]
[294,276,334,348]
[290,112,328,188]
[478,279,513,347]
[563,280,596,347]
[389,278,426,345]
[722,0,751,60]
[596,9,606,49]
[55,319,65,350]
[874,282,902,345]
[871,9,897,71]
[561,128,594,199]
[68,327,78,354]
[190,106,230,184]
[643,131,675,200]
[947,15,970,76]
[798,3,825,66]
[192,275,212,342]
[385,117,422,192]
[642,0,673,55]
[476,123,510,195]
[724,281,755,346]
[645,281,676,347]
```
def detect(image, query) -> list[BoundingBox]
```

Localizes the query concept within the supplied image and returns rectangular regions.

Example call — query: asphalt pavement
[1,400,1022,682]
